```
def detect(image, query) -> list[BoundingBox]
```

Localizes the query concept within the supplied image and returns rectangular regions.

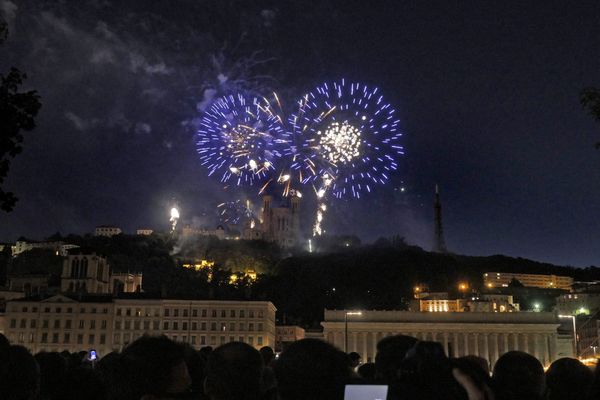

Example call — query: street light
[344,311,362,353]
[558,314,577,356]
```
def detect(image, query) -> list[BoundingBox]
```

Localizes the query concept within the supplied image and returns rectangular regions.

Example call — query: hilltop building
[11,240,79,257]
[416,294,520,312]
[484,272,573,291]
[136,229,153,236]
[181,225,226,240]
[60,251,142,295]
[260,192,301,248]
[94,226,122,237]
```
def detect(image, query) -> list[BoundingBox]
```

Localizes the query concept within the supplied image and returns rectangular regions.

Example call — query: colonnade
[326,329,558,368]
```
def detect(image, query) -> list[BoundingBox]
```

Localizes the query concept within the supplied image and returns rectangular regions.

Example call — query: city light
[458,282,469,291]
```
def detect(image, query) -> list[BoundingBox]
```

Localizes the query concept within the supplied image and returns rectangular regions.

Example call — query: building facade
[111,273,143,294]
[94,226,122,237]
[322,309,573,368]
[4,295,277,355]
[275,325,305,352]
[11,240,79,257]
[416,294,519,313]
[61,253,111,294]
[556,292,600,316]
[261,193,301,248]
[136,229,154,236]
[483,272,573,291]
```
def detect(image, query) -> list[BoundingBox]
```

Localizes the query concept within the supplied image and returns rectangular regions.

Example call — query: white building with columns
[322,309,574,368]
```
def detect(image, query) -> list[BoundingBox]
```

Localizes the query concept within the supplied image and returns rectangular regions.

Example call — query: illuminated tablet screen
[344,385,388,400]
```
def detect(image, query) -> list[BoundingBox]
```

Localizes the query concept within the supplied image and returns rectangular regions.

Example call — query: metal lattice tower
[434,184,448,253]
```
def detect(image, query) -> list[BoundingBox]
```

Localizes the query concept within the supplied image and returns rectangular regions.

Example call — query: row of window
[116,308,265,318]
[115,320,265,332]
[114,333,264,347]
[11,332,106,345]
[11,318,266,333]
[17,306,110,314]
[15,306,267,318]
[10,319,108,330]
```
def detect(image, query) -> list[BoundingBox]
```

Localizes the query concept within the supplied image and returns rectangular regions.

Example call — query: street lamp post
[344,311,362,353]
[558,314,577,356]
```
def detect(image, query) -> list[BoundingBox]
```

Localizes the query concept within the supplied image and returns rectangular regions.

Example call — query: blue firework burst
[196,93,285,186]
[285,80,404,198]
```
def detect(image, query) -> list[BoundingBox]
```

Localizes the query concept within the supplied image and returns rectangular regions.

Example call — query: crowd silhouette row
[1,332,599,400]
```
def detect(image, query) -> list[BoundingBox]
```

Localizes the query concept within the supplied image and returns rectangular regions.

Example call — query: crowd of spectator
[1,332,599,400]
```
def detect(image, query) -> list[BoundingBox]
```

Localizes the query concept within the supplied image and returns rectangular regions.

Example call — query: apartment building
[483,272,573,291]
[4,294,276,356]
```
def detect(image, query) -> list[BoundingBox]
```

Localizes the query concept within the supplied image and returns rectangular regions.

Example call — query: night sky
[1,1,600,267]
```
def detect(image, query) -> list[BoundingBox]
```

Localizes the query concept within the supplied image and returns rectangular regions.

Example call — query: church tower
[433,184,448,253]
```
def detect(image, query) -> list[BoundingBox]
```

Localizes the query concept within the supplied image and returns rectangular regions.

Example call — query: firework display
[217,200,256,226]
[287,80,403,199]
[196,81,404,236]
[196,93,285,186]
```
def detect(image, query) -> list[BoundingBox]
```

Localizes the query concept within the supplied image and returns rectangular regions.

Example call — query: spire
[433,184,448,253]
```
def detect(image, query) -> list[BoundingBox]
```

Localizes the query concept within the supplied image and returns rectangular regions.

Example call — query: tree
[580,87,600,149]
[508,277,525,288]
[0,20,42,211]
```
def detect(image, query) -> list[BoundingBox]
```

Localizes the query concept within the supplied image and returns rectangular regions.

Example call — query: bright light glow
[230,167,239,174]
[317,189,326,198]
[248,159,258,170]
[345,311,363,316]
[170,207,179,219]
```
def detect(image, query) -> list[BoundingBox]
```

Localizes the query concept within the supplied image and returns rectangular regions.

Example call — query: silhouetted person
[54,366,107,400]
[458,355,490,376]
[35,352,68,400]
[348,351,361,369]
[589,361,600,400]
[375,334,418,383]
[275,338,351,400]
[119,335,191,400]
[259,346,275,367]
[199,346,213,362]
[0,345,40,400]
[96,351,122,400]
[493,351,545,400]
[545,357,594,400]
[0,333,9,353]
[258,346,277,400]
[182,344,207,396]
[398,341,466,400]
[357,362,376,381]
[204,342,263,400]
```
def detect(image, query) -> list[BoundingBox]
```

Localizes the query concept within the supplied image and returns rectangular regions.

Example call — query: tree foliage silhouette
[0,20,42,211]
[580,87,600,149]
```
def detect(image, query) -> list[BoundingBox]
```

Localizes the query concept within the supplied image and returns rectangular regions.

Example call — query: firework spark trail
[217,200,257,225]
[170,207,180,233]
